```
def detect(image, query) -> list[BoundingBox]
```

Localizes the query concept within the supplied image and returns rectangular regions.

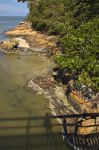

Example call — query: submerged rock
[28,80,43,95]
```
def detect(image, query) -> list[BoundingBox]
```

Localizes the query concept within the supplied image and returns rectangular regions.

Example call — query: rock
[19,21,24,25]
[77,119,96,134]
[1,39,19,50]
[4,22,60,55]
[51,76,54,82]
[28,80,43,95]
[52,71,57,76]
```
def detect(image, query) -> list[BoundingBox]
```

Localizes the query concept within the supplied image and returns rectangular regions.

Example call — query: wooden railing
[0,113,99,150]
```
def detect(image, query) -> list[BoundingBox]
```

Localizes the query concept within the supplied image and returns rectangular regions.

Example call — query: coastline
[0,21,99,135]
[3,22,60,56]
[1,22,75,113]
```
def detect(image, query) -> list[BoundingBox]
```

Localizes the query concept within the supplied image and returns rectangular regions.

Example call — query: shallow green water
[0,51,71,150]
[0,52,50,113]
[0,17,71,149]
[0,51,68,148]
[0,51,57,135]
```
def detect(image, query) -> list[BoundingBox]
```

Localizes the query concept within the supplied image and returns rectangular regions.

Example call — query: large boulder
[0,39,19,50]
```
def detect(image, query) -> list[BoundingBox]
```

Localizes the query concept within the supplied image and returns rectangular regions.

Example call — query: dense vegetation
[18,0,99,92]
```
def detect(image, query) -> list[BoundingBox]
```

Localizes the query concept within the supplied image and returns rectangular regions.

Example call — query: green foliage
[18,0,99,91]
[55,18,99,91]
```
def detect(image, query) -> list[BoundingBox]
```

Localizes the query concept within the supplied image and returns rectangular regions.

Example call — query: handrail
[0,113,99,121]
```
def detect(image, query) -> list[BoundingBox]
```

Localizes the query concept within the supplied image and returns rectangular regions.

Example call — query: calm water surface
[0,16,71,150]
[0,16,25,41]
[0,16,54,135]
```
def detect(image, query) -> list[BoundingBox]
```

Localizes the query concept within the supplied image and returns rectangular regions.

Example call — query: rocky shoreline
[1,22,60,57]
[0,22,73,115]
[0,21,98,134]
[28,73,77,115]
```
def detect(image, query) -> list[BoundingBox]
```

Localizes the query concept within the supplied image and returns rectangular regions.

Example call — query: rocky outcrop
[28,71,99,135]
[0,39,19,50]
[4,22,60,56]
[28,80,43,95]
[0,37,32,55]
[28,73,77,131]
[77,118,99,135]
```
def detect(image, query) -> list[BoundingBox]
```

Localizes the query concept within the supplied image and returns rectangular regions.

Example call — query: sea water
[0,16,71,150]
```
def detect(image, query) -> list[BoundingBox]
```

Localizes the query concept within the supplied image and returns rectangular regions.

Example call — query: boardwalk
[64,133,99,150]
[0,133,70,150]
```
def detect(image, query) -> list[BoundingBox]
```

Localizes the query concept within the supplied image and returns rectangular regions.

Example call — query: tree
[55,18,99,91]
[17,0,99,91]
